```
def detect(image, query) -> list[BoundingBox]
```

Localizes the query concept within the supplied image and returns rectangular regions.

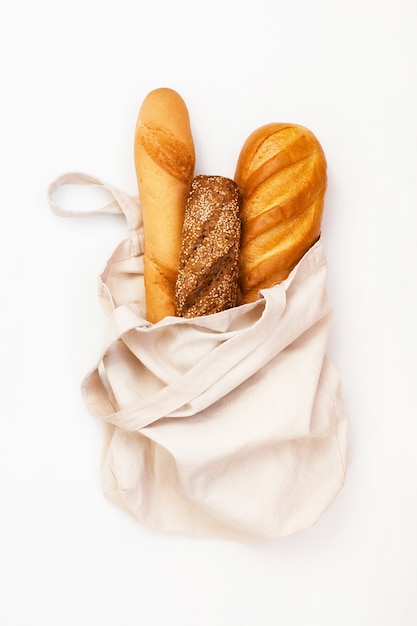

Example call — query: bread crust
[234,123,327,304]
[134,88,195,322]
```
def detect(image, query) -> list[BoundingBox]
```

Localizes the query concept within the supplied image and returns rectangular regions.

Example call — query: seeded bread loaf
[175,175,241,318]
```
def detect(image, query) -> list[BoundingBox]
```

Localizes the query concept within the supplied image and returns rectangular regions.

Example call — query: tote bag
[49,172,348,542]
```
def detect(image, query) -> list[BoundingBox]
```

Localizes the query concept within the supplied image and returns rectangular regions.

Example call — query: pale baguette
[134,88,195,322]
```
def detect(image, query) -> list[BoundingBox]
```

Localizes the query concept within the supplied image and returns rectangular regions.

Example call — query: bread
[234,123,327,304]
[175,175,241,318]
[134,88,195,322]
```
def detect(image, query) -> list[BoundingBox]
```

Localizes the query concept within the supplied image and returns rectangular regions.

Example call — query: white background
[1,0,416,624]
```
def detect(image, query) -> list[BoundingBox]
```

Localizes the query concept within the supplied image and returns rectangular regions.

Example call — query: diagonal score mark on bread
[137,120,195,184]
[240,153,326,244]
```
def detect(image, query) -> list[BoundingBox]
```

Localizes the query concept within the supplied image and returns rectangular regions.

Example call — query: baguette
[234,123,327,304]
[175,175,241,318]
[134,88,195,322]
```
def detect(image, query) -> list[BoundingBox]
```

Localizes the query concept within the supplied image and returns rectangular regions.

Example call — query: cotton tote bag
[49,172,348,543]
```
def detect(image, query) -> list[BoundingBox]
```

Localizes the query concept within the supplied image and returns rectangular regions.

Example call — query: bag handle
[48,172,143,254]
[81,286,286,432]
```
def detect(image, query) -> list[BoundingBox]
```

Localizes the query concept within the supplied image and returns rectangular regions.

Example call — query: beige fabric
[49,172,348,542]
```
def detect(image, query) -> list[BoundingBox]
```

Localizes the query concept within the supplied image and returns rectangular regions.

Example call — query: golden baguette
[134,88,195,322]
[234,123,327,304]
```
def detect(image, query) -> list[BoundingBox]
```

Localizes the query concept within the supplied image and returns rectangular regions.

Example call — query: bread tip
[139,87,187,112]
[145,86,182,99]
